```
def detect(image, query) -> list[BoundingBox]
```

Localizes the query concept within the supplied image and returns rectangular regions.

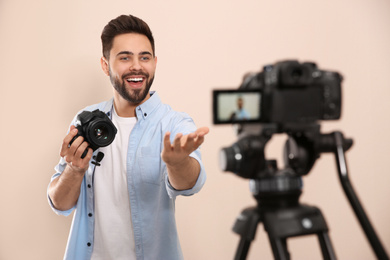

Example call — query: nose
[130,58,142,71]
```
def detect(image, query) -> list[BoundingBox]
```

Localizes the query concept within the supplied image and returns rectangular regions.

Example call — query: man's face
[237,98,243,109]
[102,33,157,105]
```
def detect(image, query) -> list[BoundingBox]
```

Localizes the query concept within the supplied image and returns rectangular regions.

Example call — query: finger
[173,133,183,150]
[60,127,78,157]
[178,132,192,146]
[67,136,84,160]
[163,132,172,151]
[74,141,90,160]
[66,127,79,145]
[60,127,77,157]
[193,127,209,146]
[195,127,210,137]
[184,133,196,151]
[82,148,93,162]
[70,142,91,169]
[187,132,197,139]
[194,135,205,147]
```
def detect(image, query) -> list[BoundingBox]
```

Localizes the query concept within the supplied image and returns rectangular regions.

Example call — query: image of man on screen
[230,96,250,121]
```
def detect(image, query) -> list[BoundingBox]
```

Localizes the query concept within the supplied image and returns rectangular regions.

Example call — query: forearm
[167,157,200,190]
[48,165,85,211]
[49,125,93,211]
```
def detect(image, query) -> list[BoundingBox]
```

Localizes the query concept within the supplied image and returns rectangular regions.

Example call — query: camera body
[213,60,342,125]
[71,109,117,158]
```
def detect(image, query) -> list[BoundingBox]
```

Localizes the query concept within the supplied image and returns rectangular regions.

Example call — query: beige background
[1,0,389,259]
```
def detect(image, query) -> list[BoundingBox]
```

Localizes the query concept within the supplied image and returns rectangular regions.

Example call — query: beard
[109,68,155,104]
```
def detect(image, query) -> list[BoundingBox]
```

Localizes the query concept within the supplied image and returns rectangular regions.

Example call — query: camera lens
[219,147,237,172]
[94,125,109,140]
[87,120,116,148]
[75,109,118,155]
[219,136,266,179]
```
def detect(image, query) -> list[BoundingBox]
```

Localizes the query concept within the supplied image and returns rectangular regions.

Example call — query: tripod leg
[234,238,251,260]
[317,232,337,260]
[233,207,261,260]
[333,132,389,259]
[269,237,290,260]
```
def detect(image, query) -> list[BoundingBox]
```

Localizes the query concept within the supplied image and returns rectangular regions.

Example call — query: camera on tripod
[212,60,389,260]
[213,60,343,179]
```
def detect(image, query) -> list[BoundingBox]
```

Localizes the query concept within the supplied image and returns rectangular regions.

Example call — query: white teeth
[127,78,143,82]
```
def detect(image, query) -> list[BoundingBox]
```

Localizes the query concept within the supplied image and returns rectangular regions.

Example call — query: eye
[120,56,129,61]
[140,56,150,61]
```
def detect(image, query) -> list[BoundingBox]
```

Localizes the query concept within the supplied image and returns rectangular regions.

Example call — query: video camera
[213,60,344,179]
[213,60,342,126]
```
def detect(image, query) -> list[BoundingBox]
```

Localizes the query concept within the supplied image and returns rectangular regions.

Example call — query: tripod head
[220,122,353,210]
[220,122,352,179]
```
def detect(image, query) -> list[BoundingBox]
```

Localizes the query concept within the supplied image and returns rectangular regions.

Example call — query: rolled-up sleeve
[47,158,76,216]
[165,149,206,199]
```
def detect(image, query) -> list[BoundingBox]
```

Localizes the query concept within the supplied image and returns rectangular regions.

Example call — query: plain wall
[1,0,389,259]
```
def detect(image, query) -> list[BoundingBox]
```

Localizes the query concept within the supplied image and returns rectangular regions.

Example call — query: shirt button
[87,242,91,247]
[88,213,93,217]
[87,184,91,188]
[144,113,147,117]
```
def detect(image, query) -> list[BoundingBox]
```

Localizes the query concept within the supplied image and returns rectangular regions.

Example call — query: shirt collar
[103,91,161,120]
[103,98,114,116]
[136,91,161,120]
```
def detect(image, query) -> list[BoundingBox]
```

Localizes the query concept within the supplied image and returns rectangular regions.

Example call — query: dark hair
[101,14,155,60]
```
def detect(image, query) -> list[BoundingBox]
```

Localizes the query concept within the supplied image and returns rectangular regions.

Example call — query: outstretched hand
[161,127,209,167]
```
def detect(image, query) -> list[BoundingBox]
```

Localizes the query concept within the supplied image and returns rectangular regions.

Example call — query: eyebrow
[116,51,153,57]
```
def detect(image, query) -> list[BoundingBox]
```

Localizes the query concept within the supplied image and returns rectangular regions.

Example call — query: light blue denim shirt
[48,91,206,260]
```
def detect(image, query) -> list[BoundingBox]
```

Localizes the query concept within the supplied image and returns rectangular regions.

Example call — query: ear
[101,57,110,76]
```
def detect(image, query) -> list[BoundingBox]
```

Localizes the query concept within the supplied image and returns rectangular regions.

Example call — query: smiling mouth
[125,77,146,88]
[126,77,144,83]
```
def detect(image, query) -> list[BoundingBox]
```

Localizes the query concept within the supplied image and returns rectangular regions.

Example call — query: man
[230,96,250,121]
[48,14,208,260]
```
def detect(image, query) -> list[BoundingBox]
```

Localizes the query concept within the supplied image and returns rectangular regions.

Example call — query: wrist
[166,156,193,171]
[66,163,87,177]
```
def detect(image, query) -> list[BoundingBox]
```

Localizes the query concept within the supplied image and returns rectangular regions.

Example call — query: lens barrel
[219,136,266,179]
[70,109,118,159]
[86,119,116,149]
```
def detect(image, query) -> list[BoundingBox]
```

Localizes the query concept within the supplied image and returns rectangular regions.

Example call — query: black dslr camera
[70,109,117,158]
[213,60,343,179]
[213,60,342,125]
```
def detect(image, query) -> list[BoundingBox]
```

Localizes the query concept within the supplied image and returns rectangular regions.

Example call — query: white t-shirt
[91,108,137,260]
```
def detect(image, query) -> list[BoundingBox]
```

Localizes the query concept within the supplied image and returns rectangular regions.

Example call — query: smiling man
[48,15,208,260]
[103,33,156,115]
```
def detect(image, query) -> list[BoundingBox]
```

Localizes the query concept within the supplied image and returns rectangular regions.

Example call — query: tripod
[232,131,389,260]
[234,180,336,260]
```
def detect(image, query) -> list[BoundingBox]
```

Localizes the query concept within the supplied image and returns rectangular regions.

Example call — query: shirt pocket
[139,146,163,185]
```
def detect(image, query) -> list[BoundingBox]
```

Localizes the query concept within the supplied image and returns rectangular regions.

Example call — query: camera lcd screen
[213,89,261,124]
